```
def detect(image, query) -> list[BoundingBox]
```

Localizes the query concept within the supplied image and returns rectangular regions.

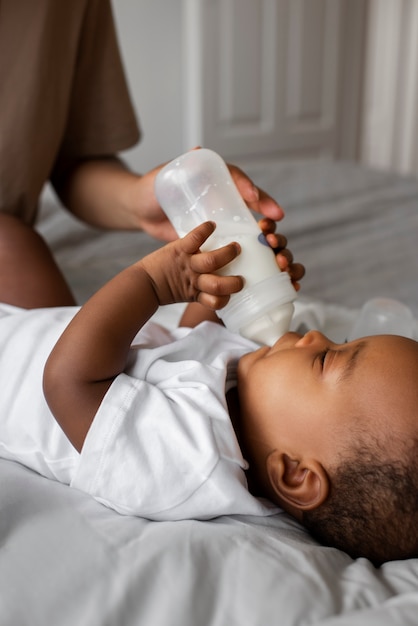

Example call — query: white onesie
[0,304,278,520]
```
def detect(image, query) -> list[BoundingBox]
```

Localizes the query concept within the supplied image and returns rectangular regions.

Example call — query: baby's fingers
[191,240,241,274]
[192,241,244,309]
[196,274,244,310]
[181,221,217,253]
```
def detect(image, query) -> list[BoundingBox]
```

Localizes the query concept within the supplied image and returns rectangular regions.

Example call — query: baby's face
[237,331,418,471]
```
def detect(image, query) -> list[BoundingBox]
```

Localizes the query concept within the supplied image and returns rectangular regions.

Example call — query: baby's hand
[258,218,305,291]
[140,221,244,309]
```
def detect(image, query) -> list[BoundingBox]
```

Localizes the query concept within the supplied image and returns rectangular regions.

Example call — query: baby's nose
[295,329,328,347]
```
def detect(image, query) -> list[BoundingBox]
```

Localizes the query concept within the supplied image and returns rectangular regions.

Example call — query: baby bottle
[154,148,296,346]
[348,297,415,340]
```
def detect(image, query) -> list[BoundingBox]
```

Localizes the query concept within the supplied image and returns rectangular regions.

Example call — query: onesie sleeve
[71,373,222,517]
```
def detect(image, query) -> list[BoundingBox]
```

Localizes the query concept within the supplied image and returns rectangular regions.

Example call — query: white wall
[112,0,418,179]
[111,0,185,172]
[112,0,362,170]
[360,0,418,177]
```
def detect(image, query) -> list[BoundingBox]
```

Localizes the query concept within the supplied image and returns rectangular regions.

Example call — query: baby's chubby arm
[43,221,243,452]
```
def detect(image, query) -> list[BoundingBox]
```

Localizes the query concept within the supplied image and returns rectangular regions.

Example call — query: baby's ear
[266,451,329,512]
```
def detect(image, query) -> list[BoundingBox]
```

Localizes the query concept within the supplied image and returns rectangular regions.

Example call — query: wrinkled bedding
[1,158,418,625]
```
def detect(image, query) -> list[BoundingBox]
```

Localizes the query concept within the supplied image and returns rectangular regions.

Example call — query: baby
[1,216,417,566]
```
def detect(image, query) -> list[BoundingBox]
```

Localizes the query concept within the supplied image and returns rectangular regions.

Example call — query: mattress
[1,158,418,625]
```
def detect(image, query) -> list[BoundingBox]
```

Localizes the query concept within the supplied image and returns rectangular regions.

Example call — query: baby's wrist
[136,256,169,307]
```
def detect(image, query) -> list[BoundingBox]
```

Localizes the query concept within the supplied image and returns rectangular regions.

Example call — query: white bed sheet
[2,458,418,626]
[1,158,418,625]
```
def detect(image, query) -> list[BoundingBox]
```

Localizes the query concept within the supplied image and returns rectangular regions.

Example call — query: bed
[2,158,418,625]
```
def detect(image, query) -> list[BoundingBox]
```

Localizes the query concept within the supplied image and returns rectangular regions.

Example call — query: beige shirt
[0,0,140,223]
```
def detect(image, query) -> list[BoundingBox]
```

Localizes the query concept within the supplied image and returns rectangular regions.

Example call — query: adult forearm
[57,157,143,230]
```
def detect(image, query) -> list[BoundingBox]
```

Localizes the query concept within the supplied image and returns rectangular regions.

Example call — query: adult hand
[227,163,284,222]
[258,217,305,291]
[132,152,285,242]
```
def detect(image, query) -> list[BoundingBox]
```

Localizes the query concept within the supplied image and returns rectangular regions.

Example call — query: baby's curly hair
[302,437,418,566]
